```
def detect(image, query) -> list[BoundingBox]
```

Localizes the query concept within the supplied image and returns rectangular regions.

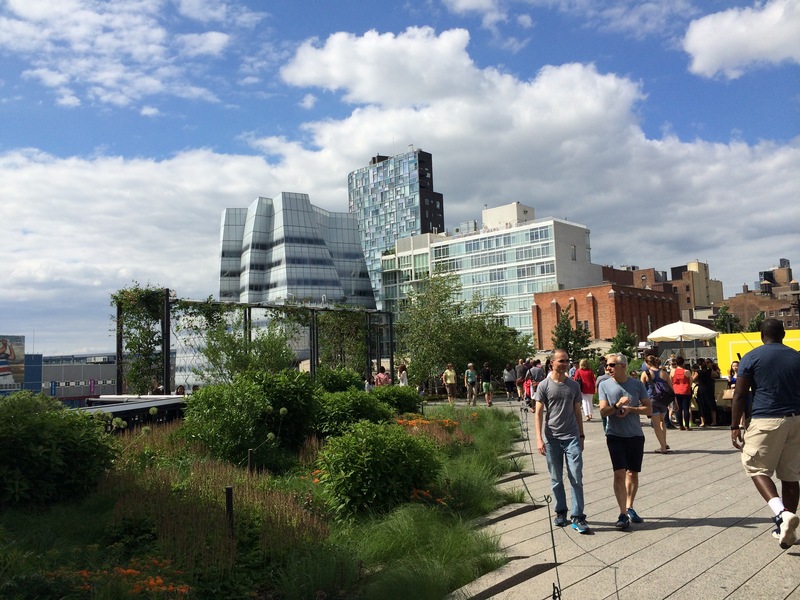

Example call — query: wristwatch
[730,426,740,431]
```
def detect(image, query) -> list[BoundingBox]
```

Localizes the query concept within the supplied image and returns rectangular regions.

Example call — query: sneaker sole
[779,513,800,549]
[773,531,800,545]
[572,524,590,534]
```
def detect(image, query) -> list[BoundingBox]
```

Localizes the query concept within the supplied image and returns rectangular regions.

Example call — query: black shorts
[606,435,645,473]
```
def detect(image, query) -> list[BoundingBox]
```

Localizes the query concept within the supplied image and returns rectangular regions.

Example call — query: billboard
[716,330,800,375]
[0,335,25,393]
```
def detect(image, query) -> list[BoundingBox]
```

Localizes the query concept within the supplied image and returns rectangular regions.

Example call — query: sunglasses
[607,363,623,367]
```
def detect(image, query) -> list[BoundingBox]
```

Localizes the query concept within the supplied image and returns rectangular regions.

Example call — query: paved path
[449,397,800,600]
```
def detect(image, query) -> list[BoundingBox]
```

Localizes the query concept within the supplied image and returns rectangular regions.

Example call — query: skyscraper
[348,148,444,305]
[219,192,375,308]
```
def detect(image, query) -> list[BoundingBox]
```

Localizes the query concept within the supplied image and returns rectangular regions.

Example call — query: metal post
[310,309,318,377]
[387,311,394,384]
[162,288,171,393]
[116,301,124,395]
[365,312,372,380]
[225,486,234,533]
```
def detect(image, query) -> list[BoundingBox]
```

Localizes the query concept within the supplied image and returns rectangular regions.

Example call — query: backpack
[645,369,675,405]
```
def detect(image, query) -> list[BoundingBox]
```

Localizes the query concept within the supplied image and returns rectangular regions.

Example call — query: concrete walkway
[450,397,800,600]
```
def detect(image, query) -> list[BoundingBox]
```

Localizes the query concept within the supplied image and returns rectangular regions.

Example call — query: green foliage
[111,282,167,394]
[397,272,532,390]
[609,322,638,359]
[352,504,505,600]
[0,392,116,507]
[712,304,743,334]
[316,309,369,373]
[452,293,534,379]
[369,385,422,414]
[315,389,393,437]
[182,371,318,471]
[551,305,592,359]
[313,365,363,392]
[748,310,765,332]
[317,421,441,518]
[193,312,296,385]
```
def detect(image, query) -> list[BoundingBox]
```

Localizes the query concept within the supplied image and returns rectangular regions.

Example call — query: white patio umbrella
[647,321,720,343]
[647,320,719,354]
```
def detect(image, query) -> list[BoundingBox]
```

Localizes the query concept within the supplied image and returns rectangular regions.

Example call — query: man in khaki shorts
[732,318,800,549]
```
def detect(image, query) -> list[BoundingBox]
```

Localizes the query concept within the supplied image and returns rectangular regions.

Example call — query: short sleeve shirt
[739,343,800,418]
[535,376,581,440]
[598,376,648,438]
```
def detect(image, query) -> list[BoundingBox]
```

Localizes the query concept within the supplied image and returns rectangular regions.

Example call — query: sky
[2,0,799,355]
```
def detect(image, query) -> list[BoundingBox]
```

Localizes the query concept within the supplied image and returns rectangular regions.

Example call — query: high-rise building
[348,148,444,305]
[219,192,375,308]
[380,202,602,338]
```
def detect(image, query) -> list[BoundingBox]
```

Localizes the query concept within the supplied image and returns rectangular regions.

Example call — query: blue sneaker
[626,507,643,523]
[571,516,590,534]
[615,513,630,529]
[554,512,568,527]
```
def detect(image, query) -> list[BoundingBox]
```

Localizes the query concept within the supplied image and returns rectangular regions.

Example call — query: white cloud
[176,31,230,57]
[443,0,507,29]
[3,25,799,355]
[281,27,480,108]
[0,0,243,108]
[684,0,800,79]
[299,93,317,109]
[140,105,161,116]
[521,0,698,39]
[517,14,533,28]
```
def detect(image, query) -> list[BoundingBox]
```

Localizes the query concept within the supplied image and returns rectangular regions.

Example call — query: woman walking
[671,356,693,430]
[573,358,596,421]
[641,354,674,453]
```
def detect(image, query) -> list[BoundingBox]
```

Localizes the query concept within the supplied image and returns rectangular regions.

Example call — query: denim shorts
[650,402,669,416]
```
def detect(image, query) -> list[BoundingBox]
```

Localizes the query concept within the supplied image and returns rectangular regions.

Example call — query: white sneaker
[776,511,800,549]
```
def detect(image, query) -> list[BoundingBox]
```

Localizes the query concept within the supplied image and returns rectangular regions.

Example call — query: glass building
[219,192,375,308]
[381,202,602,337]
[348,148,444,306]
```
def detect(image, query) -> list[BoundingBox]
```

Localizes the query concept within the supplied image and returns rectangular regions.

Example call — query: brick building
[531,283,681,350]
[724,259,800,330]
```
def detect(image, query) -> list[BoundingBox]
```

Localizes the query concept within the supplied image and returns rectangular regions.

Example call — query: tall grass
[1,404,522,599]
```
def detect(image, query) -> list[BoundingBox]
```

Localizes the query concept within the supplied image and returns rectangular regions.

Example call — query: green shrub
[369,385,421,414]
[0,392,116,507]
[315,389,393,437]
[313,366,363,393]
[317,421,441,518]
[182,370,319,471]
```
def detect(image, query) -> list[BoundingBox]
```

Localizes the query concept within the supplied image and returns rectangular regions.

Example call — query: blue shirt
[598,376,649,438]
[738,342,800,418]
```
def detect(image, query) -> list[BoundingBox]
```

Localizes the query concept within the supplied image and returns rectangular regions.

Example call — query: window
[571,245,577,261]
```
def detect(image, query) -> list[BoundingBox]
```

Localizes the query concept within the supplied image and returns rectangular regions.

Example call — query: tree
[194,311,297,385]
[396,272,463,389]
[111,282,167,394]
[316,308,368,373]
[551,306,592,359]
[454,293,533,374]
[712,304,742,334]
[748,311,765,333]
[396,273,532,389]
[609,322,638,360]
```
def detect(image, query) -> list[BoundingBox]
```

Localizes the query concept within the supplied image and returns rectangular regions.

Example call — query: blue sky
[2,0,799,354]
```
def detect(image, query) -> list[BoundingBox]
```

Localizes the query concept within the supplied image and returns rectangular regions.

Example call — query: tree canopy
[550,306,592,360]
[396,272,532,388]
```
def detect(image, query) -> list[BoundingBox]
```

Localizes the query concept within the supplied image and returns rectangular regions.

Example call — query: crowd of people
[535,318,800,549]
[358,321,800,548]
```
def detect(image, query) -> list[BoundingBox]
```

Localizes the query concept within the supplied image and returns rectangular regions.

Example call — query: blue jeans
[545,436,584,518]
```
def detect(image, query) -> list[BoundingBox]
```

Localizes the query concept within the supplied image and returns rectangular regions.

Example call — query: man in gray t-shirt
[534,349,588,533]
[598,353,651,529]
